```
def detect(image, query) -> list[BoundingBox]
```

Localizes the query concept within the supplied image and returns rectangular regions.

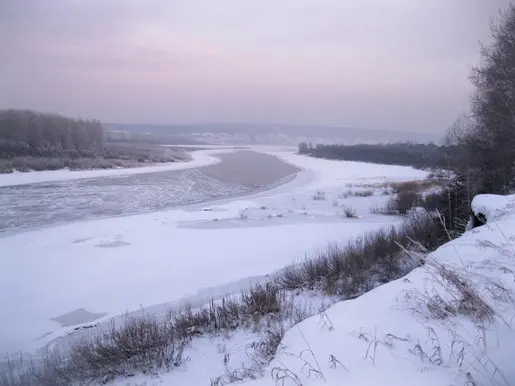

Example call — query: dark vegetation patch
[276,210,447,297]
[0,110,188,173]
[298,142,457,169]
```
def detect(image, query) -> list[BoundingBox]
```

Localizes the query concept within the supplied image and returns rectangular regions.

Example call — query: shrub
[337,189,374,199]
[372,182,424,216]
[391,181,421,194]
[391,190,422,215]
[353,190,374,197]
[241,284,283,317]
[312,190,326,200]
[338,190,352,199]
[422,191,447,212]
[343,207,357,218]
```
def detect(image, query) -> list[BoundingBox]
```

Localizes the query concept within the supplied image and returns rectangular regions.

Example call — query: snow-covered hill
[114,194,515,386]
[241,194,515,386]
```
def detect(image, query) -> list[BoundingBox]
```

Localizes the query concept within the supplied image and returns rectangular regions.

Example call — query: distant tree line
[298,142,456,169]
[0,109,104,158]
[0,109,188,173]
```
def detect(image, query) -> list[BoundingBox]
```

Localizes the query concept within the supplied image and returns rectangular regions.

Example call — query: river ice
[0,151,299,232]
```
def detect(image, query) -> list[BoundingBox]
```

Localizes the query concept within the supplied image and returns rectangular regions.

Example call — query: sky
[0,0,511,133]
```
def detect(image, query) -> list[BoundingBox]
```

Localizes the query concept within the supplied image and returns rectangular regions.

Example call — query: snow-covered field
[0,150,428,371]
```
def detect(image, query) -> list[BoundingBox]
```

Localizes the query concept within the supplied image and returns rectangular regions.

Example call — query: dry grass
[338,189,374,199]
[369,202,398,216]
[312,190,326,201]
[210,324,288,386]
[1,314,187,386]
[1,284,300,386]
[406,259,495,323]
[353,190,374,197]
[277,211,447,297]
[338,190,352,199]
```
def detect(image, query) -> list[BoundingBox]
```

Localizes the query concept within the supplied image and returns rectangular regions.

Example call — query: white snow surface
[0,149,231,187]
[0,151,429,357]
[111,194,515,386]
[471,193,514,221]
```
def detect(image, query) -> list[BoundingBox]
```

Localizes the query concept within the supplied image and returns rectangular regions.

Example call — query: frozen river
[0,151,299,232]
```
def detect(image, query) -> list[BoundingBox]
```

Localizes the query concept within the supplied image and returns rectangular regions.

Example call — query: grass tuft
[312,190,326,201]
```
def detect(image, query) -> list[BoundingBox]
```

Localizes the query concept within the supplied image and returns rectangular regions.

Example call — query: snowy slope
[233,194,515,386]
[112,197,515,386]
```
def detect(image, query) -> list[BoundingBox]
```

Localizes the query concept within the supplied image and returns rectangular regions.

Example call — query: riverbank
[0,143,193,174]
[0,149,227,187]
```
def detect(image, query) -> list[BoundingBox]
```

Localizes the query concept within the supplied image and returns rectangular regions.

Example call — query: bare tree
[442,114,471,147]
[468,4,515,193]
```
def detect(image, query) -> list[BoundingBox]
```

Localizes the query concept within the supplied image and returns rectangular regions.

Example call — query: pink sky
[0,0,511,133]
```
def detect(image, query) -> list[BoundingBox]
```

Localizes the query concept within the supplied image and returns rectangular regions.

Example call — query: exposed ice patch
[73,237,92,244]
[50,309,107,327]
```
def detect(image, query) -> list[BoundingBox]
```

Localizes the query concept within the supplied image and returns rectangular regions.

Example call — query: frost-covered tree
[0,109,105,158]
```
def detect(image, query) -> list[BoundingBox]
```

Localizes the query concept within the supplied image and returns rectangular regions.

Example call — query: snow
[0,150,428,357]
[0,149,232,187]
[9,145,515,386]
[471,193,515,221]
[239,193,515,386]
[108,195,515,386]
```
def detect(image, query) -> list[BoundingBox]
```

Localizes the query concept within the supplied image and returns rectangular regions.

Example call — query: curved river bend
[0,151,299,233]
